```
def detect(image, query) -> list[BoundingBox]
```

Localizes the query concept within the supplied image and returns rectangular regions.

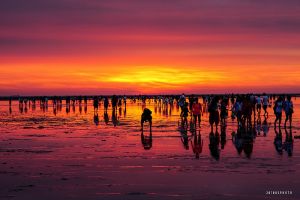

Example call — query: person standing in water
[178,93,186,111]
[284,95,293,128]
[111,95,118,114]
[180,102,189,129]
[9,97,12,114]
[93,96,99,113]
[262,93,269,117]
[274,96,284,128]
[104,97,109,113]
[256,95,262,116]
[220,97,228,125]
[208,96,220,132]
[192,99,202,128]
[189,95,195,116]
[141,108,152,132]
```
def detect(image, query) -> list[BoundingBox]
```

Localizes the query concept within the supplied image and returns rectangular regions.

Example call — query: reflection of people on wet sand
[262,116,270,136]
[256,115,262,135]
[79,103,82,114]
[72,102,76,113]
[123,108,127,118]
[112,110,119,127]
[141,129,152,150]
[232,125,254,158]
[274,128,283,154]
[9,99,12,114]
[232,131,243,154]
[53,105,57,116]
[284,127,293,156]
[94,113,99,126]
[84,103,87,114]
[141,108,152,132]
[180,130,189,150]
[189,119,195,133]
[178,115,189,150]
[104,112,109,125]
[191,131,203,159]
[242,129,253,158]
[119,107,122,117]
[209,131,220,160]
[220,124,226,149]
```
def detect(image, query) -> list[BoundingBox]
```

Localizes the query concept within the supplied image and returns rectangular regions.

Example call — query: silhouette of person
[66,104,70,114]
[104,97,109,113]
[220,97,228,125]
[284,95,293,128]
[141,108,152,132]
[180,102,189,130]
[111,95,118,113]
[274,96,284,128]
[262,93,269,117]
[93,97,99,113]
[9,98,12,114]
[208,96,220,132]
[192,99,202,128]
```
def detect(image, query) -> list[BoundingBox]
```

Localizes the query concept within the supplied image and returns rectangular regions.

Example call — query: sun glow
[105,66,225,85]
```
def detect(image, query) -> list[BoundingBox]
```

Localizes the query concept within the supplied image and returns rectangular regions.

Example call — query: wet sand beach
[0,97,299,200]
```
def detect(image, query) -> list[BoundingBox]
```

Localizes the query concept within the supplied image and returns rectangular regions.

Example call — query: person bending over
[141,108,152,131]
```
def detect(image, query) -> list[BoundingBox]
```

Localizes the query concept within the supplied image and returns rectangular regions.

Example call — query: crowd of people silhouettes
[8,93,295,158]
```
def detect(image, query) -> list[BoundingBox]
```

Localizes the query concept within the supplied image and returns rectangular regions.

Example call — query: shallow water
[0,98,299,200]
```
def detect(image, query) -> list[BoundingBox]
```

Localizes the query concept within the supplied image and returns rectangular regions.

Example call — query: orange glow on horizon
[1,60,300,95]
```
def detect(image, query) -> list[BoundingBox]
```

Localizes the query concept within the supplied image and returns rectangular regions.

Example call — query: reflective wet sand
[0,98,299,200]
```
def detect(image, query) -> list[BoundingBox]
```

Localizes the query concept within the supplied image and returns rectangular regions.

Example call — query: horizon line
[1,92,300,99]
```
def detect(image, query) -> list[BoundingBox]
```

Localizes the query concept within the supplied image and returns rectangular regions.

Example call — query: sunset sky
[1,0,300,95]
